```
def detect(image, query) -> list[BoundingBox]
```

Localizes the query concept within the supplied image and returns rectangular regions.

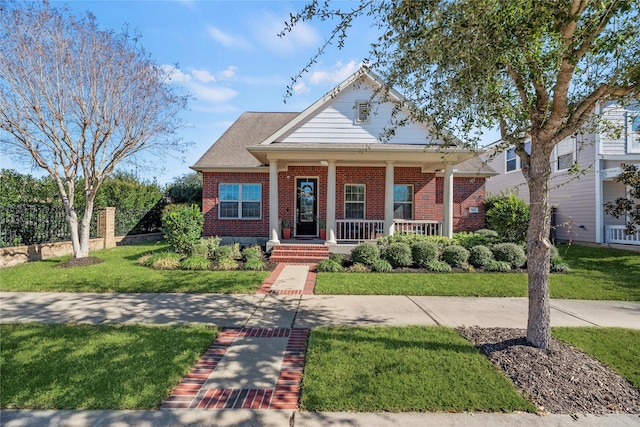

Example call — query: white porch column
[326,160,337,243]
[385,161,395,236]
[268,160,280,245]
[443,163,454,238]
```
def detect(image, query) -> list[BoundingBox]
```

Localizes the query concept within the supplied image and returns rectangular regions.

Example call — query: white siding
[484,135,598,243]
[599,103,628,155]
[279,81,445,145]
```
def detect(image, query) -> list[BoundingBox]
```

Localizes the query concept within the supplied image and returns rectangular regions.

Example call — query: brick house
[192,68,496,251]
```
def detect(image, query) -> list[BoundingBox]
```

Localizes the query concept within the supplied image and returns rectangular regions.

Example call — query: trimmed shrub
[347,262,369,272]
[317,259,344,272]
[441,245,470,267]
[215,258,238,271]
[214,246,233,262]
[453,232,493,249]
[485,194,529,243]
[426,260,452,273]
[425,236,457,250]
[180,256,211,271]
[243,258,266,271]
[351,243,380,266]
[468,245,494,269]
[242,245,263,262]
[379,232,430,247]
[551,256,570,273]
[476,228,499,240]
[329,253,345,265]
[371,258,393,273]
[381,242,413,268]
[492,243,527,268]
[161,204,204,255]
[485,260,512,272]
[147,252,181,270]
[411,241,439,268]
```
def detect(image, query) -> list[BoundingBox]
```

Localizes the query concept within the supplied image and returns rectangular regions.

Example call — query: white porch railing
[336,220,385,241]
[393,220,442,236]
[605,225,640,245]
[335,219,443,241]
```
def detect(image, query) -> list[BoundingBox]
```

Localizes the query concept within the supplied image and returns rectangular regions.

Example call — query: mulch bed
[458,326,640,414]
[58,257,103,268]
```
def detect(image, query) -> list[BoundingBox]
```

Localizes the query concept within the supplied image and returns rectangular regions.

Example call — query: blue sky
[2,0,499,185]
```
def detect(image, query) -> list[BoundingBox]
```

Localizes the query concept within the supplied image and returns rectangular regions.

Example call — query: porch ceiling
[247,143,485,172]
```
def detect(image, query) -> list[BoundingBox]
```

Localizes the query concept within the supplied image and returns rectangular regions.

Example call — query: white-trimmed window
[355,101,370,124]
[219,183,261,219]
[345,184,365,219]
[505,141,531,173]
[555,138,576,171]
[627,113,640,153]
[394,184,413,220]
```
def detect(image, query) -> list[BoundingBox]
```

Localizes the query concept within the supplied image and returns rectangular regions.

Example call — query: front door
[296,178,317,236]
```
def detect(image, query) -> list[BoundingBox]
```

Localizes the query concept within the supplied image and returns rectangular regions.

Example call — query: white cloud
[161,64,192,83]
[253,13,320,56]
[293,81,309,94]
[191,68,216,83]
[189,82,237,103]
[218,66,237,80]
[309,60,362,85]
[207,26,250,49]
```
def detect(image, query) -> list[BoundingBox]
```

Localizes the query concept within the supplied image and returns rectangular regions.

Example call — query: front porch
[605,225,640,246]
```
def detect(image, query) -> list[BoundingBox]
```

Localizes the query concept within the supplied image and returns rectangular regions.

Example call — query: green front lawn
[553,327,640,388]
[316,245,640,300]
[0,323,216,409]
[0,242,269,293]
[301,326,536,412]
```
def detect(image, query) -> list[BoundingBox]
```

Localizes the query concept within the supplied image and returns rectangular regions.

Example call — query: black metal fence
[0,205,99,248]
[115,206,163,236]
[0,205,163,248]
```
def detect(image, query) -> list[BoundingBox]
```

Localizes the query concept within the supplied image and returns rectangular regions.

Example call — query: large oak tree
[0,1,188,259]
[284,0,640,347]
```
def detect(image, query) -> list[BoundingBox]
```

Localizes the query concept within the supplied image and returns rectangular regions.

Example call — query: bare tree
[0,1,188,259]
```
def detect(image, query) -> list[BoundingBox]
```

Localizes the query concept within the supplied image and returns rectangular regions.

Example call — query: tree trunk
[77,197,95,259]
[525,140,553,349]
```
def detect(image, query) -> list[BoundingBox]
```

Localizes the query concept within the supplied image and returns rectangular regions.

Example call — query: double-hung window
[219,183,261,219]
[393,185,413,220]
[345,184,365,219]
[556,139,575,171]
[506,148,518,172]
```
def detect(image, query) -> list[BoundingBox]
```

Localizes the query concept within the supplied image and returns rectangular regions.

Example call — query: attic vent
[355,101,370,124]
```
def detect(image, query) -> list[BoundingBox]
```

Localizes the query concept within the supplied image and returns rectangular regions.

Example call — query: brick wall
[202,167,487,237]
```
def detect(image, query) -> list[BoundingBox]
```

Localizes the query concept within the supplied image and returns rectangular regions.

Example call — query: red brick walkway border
[257,263,317,295]
[162,327,309,410]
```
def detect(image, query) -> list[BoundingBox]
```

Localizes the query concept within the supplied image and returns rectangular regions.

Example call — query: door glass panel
[298,181,315,222]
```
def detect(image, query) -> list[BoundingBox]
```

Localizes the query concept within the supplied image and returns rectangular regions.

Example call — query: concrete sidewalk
[1,292,638,329]
[2,409,639,426]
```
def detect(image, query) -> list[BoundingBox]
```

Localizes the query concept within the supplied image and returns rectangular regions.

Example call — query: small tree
[165,172,203,205]
[604,164,640,235]
[485,194,530,243]
[0,2,188,259]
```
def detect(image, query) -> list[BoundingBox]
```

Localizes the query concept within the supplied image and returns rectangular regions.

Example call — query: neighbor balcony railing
[605,225,640,246]
[335,219,443,241]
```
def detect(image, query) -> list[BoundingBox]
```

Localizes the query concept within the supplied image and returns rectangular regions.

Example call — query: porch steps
[269,244,330,264]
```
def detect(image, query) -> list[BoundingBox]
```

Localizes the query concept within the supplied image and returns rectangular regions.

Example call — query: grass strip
[301,326,536,412]
[316,245,639,300]
[0,323,217,409]
[553,327,640,388]
[0,242,268,293]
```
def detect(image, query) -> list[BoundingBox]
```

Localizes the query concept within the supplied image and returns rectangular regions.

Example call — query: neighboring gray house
[483,101,640,247]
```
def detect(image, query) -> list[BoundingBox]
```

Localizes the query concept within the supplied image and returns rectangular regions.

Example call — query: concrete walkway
[1,264,639,426]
